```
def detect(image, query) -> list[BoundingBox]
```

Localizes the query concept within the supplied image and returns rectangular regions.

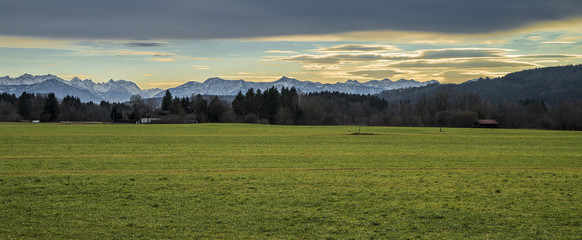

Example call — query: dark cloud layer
[124,42,165,47]
[1,0,581,39]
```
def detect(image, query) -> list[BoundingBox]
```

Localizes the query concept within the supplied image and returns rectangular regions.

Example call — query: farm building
[141,118,161,124]
[476,119,499,128]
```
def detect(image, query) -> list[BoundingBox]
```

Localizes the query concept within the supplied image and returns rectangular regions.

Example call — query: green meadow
[1,123,581,239]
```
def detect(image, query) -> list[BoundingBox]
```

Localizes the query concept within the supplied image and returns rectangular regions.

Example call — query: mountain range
[0,74,437,102]
[0,74,163,103]
[156,76,438,98]
[2,65,580,105]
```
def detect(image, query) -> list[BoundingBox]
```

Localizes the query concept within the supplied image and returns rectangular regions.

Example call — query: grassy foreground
[0,123,581,239]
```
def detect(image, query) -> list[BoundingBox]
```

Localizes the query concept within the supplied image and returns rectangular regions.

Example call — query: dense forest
[1,87,581,130]
[1,65,581,130]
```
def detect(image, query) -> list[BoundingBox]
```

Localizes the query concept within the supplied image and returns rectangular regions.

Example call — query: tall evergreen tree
[17,92,33,119]
[169,97,184,115]
[42,93,60,122]
[207,96,225,122]
[232,91,245,116]
[263,87,280,123]
[161,90,172,111]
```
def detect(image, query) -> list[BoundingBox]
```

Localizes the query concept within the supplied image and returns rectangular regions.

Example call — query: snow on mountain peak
[204,77,226,83]
[0,74,163,102]
[17,73,34,79]
[2,73,441,102]
[275,76,300,83]
[345,79,361,85]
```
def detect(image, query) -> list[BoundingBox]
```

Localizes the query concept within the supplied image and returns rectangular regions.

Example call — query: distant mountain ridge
[3,65,581,105]
[157,76,438,98]
[0,74,163,102]
[379,65,582,106]
[0,74,437,102]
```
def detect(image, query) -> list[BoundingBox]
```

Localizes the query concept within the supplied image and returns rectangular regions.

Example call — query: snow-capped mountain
[142,88,166,98]
[0,74,163,102]
[0,74,65,85]
[1,74,437,102]
[69,77,162,102]
[157,76,438,98]
[0,79,98,102]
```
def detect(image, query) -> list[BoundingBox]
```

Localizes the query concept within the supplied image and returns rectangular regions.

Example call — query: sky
[1,0,582,89]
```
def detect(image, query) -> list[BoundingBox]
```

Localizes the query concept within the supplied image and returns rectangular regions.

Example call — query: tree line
[1,92,125,123]
[1,88,581,130]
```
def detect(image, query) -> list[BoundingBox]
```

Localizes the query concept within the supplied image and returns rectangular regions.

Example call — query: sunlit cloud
[275,53,413,65]
[140,74,153,77]
[219,73,285,82]
[269,43,570,83]
[388,59,540,69]
[315,44,400,53]
[151,58,177,62]
[465,70,508,76]
[71,43,208,61]
[416,48,511,59]
[248,17,582,43]
[265,50,296,54]
[513,54,582,59]
[433,71,482,83]
[541,41,577,44]
[182,56,211,60]
[316,71,355,80]
[426,69,511,83]
[527,36,544,41]
[533,60,560,63]
[275,48,515,66]
[302,64,341,70]
[193,65,211,70]
[0,36,72,48]
[277,54,342,64]
[348,69,404,79]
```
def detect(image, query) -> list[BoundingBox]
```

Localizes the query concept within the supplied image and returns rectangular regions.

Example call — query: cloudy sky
[1,0,582,89]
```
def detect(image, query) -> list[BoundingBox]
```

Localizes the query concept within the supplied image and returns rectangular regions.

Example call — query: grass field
[1,123,581,239]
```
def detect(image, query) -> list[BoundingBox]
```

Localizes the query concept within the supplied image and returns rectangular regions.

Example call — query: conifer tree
[161,90,172,111]
[42,93,60,122]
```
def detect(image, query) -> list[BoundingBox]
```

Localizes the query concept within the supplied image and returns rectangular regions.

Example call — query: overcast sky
[1,0,582,88]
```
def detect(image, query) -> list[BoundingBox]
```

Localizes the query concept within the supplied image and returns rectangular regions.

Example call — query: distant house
[32,120,40,123]
[141,118,161,124]
[476,119,499,128]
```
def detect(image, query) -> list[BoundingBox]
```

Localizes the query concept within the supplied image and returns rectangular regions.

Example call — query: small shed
[476,119,498,128]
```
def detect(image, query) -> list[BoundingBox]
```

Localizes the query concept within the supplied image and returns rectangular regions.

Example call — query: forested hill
[379,65,582,105]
